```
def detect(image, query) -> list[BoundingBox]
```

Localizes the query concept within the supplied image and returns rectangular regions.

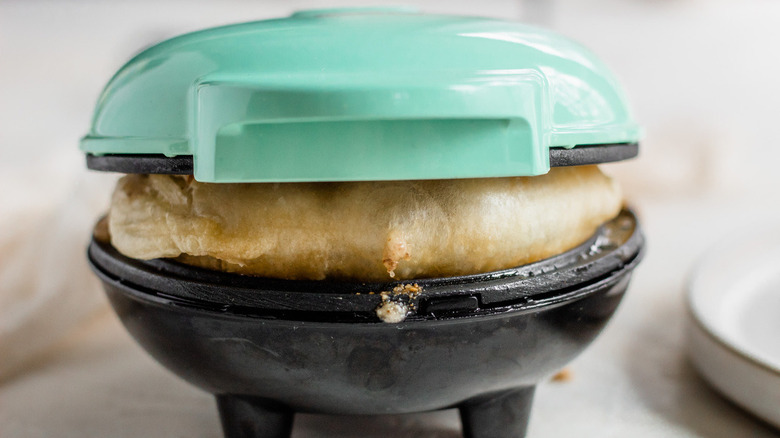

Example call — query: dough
[108,166,622,281]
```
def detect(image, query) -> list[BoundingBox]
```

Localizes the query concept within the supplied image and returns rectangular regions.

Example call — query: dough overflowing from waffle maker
[107,166,622,281]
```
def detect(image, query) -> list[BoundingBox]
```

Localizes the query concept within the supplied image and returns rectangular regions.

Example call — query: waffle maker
[82,8,644,438]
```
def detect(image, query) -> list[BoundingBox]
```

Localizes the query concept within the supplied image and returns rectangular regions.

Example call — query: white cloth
[0,159,116,380]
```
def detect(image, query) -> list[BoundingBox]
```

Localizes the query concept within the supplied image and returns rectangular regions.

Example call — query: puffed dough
[108,166,622,281]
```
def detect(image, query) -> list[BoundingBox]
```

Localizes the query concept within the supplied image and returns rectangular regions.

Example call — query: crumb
[373,283,423,323]
[551,368,573,382]
[390,283,422,299]
[375,301,408,323]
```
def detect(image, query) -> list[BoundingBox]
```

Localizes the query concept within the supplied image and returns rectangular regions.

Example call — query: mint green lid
[81,7,640,182]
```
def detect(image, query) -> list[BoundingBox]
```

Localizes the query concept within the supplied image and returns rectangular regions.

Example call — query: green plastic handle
[194,73,547,182]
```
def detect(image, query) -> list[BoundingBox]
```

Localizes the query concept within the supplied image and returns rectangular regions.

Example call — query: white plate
[687,225,780,430]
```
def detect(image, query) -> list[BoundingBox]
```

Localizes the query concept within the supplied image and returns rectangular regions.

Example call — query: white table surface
[3,194,779,438]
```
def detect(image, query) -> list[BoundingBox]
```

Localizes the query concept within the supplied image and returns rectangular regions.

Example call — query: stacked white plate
[687,225,780,430]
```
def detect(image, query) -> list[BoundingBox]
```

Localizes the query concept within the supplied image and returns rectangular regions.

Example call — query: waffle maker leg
[216,395,294,438]
[459,386,536,438]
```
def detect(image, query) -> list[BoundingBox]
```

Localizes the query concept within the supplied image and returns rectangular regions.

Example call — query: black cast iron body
[87,210,643,438]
